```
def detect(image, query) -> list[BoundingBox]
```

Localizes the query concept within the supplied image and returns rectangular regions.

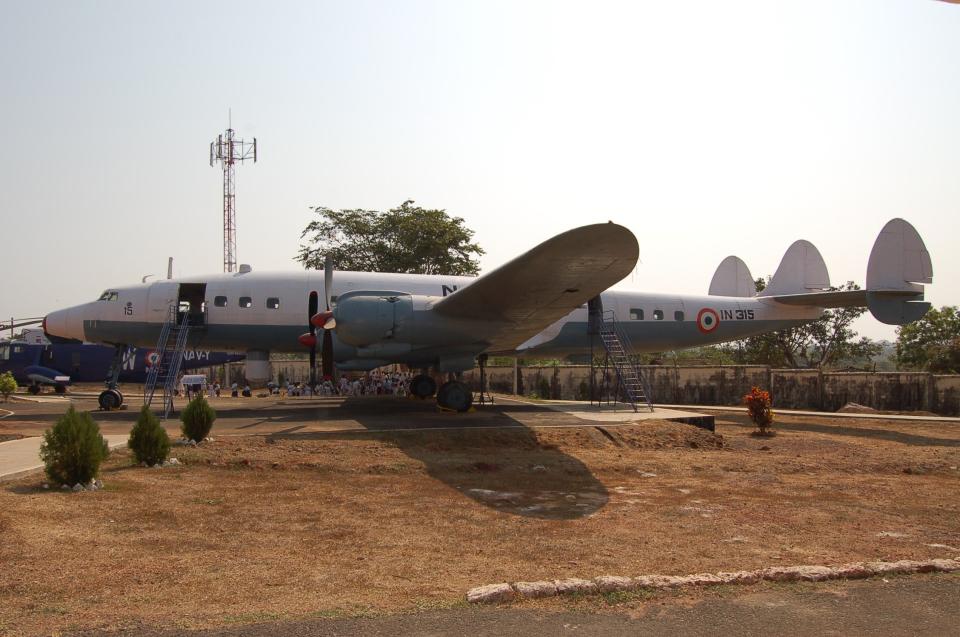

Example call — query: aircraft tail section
[759,219,933,325]
[865,218,933,324]
[708,256,755,297]
[757,240,831,297]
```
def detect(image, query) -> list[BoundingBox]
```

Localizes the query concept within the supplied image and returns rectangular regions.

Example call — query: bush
[39,406,109,486]
[128,405,171,465]
[180,395,216,442]
[0,371,16,402]
[744,386,774,435]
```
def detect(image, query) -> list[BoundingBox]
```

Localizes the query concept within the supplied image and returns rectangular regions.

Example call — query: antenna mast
[210,114,257,273]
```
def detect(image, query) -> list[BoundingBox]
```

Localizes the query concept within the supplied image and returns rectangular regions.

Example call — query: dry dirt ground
[1,396,959,635]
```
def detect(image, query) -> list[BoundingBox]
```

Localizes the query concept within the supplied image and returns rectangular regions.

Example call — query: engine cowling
[329,291,414,347]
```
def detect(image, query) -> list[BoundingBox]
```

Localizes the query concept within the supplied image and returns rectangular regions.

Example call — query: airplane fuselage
[44,269,820,372]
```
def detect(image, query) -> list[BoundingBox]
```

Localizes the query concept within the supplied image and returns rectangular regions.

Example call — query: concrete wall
[248,359,960,416]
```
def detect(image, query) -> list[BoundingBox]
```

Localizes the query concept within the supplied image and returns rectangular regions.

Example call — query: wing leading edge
[433,222,639,352]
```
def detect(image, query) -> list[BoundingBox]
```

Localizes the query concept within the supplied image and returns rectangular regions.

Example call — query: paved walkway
[0,433,128,481]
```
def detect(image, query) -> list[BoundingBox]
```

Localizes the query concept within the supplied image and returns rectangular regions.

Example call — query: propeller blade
[323,317,336,330]
[321,329,334,378]
[298,332,318,348]
[324,255,333,311]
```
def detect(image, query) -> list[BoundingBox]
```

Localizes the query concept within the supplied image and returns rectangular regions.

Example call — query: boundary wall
[264,359,960,416]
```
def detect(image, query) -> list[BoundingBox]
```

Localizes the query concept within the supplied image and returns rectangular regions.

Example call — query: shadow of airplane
[260,396,610,521]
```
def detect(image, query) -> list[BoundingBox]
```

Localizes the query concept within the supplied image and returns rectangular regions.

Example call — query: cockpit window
[98,290,119,302]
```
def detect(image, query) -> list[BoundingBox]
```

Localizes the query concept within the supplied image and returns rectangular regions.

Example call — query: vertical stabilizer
[757,240,830,297]
[708,256,755,297]
[865,218,933,324]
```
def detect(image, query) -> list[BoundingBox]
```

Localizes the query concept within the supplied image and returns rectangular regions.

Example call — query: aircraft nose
[44,306,86,342]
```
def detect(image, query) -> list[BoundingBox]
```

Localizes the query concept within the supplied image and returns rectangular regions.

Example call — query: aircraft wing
[432,222,639,352]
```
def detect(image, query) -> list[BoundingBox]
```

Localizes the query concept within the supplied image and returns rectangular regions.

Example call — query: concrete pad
[0,434,128,482]
[502,397,715,430]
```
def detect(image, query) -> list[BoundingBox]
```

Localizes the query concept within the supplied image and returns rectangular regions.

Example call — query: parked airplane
[0,329,244,394]
[43,219,932,411]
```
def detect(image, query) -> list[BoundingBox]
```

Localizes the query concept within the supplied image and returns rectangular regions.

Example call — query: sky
[1,0,958,341]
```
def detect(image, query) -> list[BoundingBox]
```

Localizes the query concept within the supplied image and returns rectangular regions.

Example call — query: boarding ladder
[596,310,653,412]
[143,304,191,418]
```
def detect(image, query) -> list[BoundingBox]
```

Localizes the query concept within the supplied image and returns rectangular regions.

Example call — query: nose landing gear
[98,344,128,410]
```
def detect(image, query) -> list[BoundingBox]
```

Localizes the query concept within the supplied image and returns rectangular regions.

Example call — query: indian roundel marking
[697,308,720,334]
[145,351,161,367]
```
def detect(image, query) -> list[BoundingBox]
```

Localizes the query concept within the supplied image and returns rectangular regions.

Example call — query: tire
[54,384,67,394]
[410,374,437,399]
[438,381,473,412]
[98,389,123,410]
[28,384,41,395]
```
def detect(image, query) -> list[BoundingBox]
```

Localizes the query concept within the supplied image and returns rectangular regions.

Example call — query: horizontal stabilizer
[708,256,755,297]
[865,218,933,325]
[763,219,933,326]
[757,240,830,297]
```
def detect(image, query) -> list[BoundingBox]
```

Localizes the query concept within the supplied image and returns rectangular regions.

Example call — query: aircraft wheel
[437,381,473,412]
[28,384,41,395]
[410,374,437,399]
[98,389,122,410]
[54,383,67,394]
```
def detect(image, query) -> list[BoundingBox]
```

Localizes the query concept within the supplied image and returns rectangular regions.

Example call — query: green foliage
[39,406,109,486]
[896,306,960,373]
[0,371,16,401]
[128,405,171,466]
[180,395,216,442]
[298,200,484,275]
[725,281,882,368]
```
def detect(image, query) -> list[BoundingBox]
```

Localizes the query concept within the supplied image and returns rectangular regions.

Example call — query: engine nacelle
[331,291,415,347]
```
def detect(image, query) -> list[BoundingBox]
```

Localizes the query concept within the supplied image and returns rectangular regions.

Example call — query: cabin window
[266,297,280,310]
[674,310,684,321]
[239,296,252,309]
[0,345,8,361]
[13,345,23,354]
[629,308,644,320]
[653,309,664,321]
[214,296,227,307]
[98,290,119,302]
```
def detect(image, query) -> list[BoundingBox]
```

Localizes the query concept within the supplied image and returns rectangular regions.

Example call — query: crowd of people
[267,369,413,398]
[178,369,415,400]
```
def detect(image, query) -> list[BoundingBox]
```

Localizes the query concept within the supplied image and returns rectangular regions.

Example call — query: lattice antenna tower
[210,112,257,273]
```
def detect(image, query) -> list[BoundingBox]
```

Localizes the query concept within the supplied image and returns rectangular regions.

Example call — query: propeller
[301,257,336,384]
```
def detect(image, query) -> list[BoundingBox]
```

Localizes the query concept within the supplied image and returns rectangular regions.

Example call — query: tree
[0,371,16,402]
[297,200,484,275]
[40,406,109,486]
[128,405,171,466]
[896,306,960,372]
[725,280,882,368]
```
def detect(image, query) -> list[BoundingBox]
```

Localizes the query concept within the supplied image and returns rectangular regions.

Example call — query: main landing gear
[98,344,127,411]
[409,372,473,412]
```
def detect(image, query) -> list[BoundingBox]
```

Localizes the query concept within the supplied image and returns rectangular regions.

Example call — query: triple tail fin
[757,240,831,297]
[759,218,933,326]
[865,218,933,324]
[708,256,755,297]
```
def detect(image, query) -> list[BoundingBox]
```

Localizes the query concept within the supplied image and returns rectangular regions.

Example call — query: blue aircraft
[0,330,244,394]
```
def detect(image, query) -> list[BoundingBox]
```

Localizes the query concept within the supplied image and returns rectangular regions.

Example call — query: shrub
[180,395,216,442]
[39,406,109,486]
[128,405,171,466]
[744,386,774,435]
[0,371,16,402]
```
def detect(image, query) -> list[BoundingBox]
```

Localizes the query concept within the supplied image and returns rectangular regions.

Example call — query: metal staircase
[596,309,653,412]
[143,304,191,418]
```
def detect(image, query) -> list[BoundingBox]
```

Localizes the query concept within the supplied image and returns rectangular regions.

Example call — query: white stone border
[466,558,960,604]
